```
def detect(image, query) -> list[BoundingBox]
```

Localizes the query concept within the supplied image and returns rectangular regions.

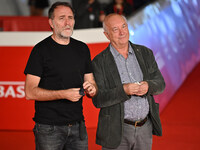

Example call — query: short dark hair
[48,1,75,19]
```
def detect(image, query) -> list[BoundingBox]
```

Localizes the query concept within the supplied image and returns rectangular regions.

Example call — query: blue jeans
[33,122,88,150]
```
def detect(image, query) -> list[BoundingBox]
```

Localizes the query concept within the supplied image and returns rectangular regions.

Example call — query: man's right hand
[123,82,149,96]
[25,74,83,102]
[63,88,83,102]
[123,83,140,96]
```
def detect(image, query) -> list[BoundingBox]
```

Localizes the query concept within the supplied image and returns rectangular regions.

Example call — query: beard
[52,21,74,39]
[57,28,73,39]
[60,26,73,38]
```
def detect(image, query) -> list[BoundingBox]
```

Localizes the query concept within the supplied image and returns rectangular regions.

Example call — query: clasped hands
[123,81,148,96]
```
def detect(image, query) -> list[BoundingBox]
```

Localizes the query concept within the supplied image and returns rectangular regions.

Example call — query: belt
[66,121,78,127]
[124,117,148,127]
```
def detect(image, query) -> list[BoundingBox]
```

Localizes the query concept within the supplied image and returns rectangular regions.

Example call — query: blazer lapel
[131,44,148,80]
[103,43,148,85]
[104,47,122,85]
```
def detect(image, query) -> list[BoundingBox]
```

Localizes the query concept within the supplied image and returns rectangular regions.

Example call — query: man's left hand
[83,81,97,98]
[136,81,149,96]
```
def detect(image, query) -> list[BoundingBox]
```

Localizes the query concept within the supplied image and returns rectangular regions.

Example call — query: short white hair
[103,14,128,33]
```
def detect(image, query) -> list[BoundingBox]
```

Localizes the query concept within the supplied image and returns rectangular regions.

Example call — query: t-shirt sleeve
[85,45,93,74]
[24,45,43,77]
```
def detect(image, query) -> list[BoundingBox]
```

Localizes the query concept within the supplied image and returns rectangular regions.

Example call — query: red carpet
[153,62,200,150]
[0,63,200,150]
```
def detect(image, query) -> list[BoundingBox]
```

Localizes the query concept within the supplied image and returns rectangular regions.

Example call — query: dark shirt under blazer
[92,41,166,149]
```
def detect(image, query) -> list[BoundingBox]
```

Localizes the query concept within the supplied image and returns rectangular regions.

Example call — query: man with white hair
[92,13,165,150]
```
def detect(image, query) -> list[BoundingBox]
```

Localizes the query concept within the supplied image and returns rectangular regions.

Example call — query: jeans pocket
[79,121,88,140]
[35,123,55,135]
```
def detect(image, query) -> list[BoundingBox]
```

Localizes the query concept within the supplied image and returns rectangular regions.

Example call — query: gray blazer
[92,42,165,149]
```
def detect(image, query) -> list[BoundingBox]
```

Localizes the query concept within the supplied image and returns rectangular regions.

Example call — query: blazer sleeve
[92,54,130,108]
[142,47,166,96]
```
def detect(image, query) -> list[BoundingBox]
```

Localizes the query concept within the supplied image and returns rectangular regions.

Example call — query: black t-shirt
[24,36,93,125]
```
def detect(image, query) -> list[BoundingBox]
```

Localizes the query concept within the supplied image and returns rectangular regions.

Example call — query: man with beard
[24,2,97,150]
